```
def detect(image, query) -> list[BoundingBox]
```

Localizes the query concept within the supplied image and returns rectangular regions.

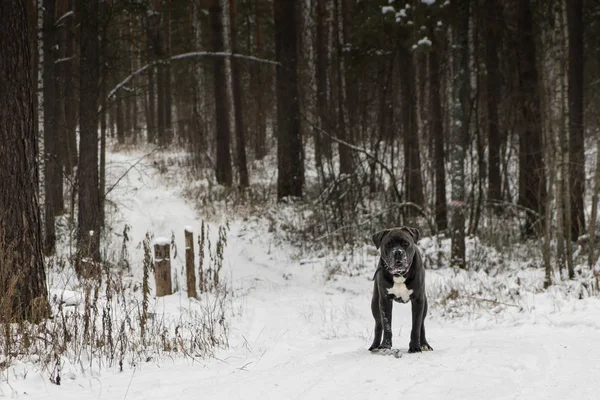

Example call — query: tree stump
[185,227,197,298]
[154,239,172,296]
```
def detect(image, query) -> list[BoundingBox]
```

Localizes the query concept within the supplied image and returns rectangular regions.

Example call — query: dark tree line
[2,0,600,320]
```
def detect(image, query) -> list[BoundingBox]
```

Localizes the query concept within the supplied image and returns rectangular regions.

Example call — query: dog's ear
[401,226,420,243]
[372,229,391,249]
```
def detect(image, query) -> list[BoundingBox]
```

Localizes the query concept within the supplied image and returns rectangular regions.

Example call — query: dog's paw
[379,341,392,350]
[421,343,433,352]
[408,342,422,353]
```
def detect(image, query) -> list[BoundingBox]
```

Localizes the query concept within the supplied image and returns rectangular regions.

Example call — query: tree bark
[400,46,425,213]
[229,0,249,187]
[516,0,546,237]
[253,0,268,160]
[0,0,49,322]
[146,13,157,144]
[43,0,61,255]
[485,0,502,205]
[192,0,207,158]
[334,0,352,175]
[211,0,233,186]
[275,0,303,199]
[78,0,101,262]
[450,0,469,269]
[315,0,332,162]
[163,0,173,143]
[430,41,447,232]
[567,0,585,242]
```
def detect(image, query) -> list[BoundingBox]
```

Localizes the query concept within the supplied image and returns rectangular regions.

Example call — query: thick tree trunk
[78,0,101,262]
[315,0,331,162]
[229,0,249,187]
[192,0,206,158]
[99,0,108,227]
[588,131,600,267]
[485,0,502,205]
[253,0,268,160]
[334,0,352,175]
[430,43,447,232]
[0,0,49,322]
[164,0,173,144]
[517,0,546,237]
[146,14,157,144]
[275,0,303,199]
[567,0,585,242]
[450,0,469,269]
[43,0,60,255]
[63,0,78,171]
[400,46,425,212]
[211,0,233,186]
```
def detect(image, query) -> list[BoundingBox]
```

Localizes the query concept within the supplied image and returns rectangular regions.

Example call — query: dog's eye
[400,239,409,247]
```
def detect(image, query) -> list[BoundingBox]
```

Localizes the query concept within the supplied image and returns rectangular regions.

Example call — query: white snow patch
[382,6,395,14]
[418,37,432,46]
[153,236,171,246]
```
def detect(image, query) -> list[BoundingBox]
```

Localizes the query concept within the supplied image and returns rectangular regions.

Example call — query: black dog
[369,226,432,353]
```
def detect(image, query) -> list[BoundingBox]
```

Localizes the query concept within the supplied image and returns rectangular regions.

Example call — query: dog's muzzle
[385,248,409,276]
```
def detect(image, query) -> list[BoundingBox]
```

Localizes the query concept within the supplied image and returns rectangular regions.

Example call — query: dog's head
[372,226,420,277]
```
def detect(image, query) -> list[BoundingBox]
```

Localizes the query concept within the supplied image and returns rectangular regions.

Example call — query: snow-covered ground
[2,148,600,399]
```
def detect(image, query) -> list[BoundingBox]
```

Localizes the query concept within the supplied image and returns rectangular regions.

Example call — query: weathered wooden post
[185,227,197,298]
[153,238,172,296]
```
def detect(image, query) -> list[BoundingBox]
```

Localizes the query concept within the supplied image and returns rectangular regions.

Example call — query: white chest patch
[387,276,413,302]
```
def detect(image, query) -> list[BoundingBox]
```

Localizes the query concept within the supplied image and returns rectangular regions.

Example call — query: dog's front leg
[378,292,393,349]
[408,295,425,353]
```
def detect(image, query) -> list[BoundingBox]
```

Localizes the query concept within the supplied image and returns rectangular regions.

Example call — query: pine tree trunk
[450,0,469,269]
[192,0,206,158]
[588,131,600,267]
[485,0,502,205]
[43,0,59,255]
[164,0,173,143]
[430,42,447,232]
[567,0,585,242]
[0,0,49,322]
[400,46,425,213]
[252,0,268,160]
[146,13,157,144]
[99,0,108,227]
[78,0,101,262]
[315,0,331,161]
[211,0,233,186]
[64,0,78,171]
[275,0,303,199]
[517,0,546,237]
[334,0,352,175]
[229,0,249,187]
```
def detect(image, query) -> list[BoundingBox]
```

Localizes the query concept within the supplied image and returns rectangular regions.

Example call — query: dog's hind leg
[369,283,382,351]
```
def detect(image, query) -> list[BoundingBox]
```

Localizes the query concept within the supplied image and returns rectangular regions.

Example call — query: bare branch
[302,117,403,203]
[105,51,279,105]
